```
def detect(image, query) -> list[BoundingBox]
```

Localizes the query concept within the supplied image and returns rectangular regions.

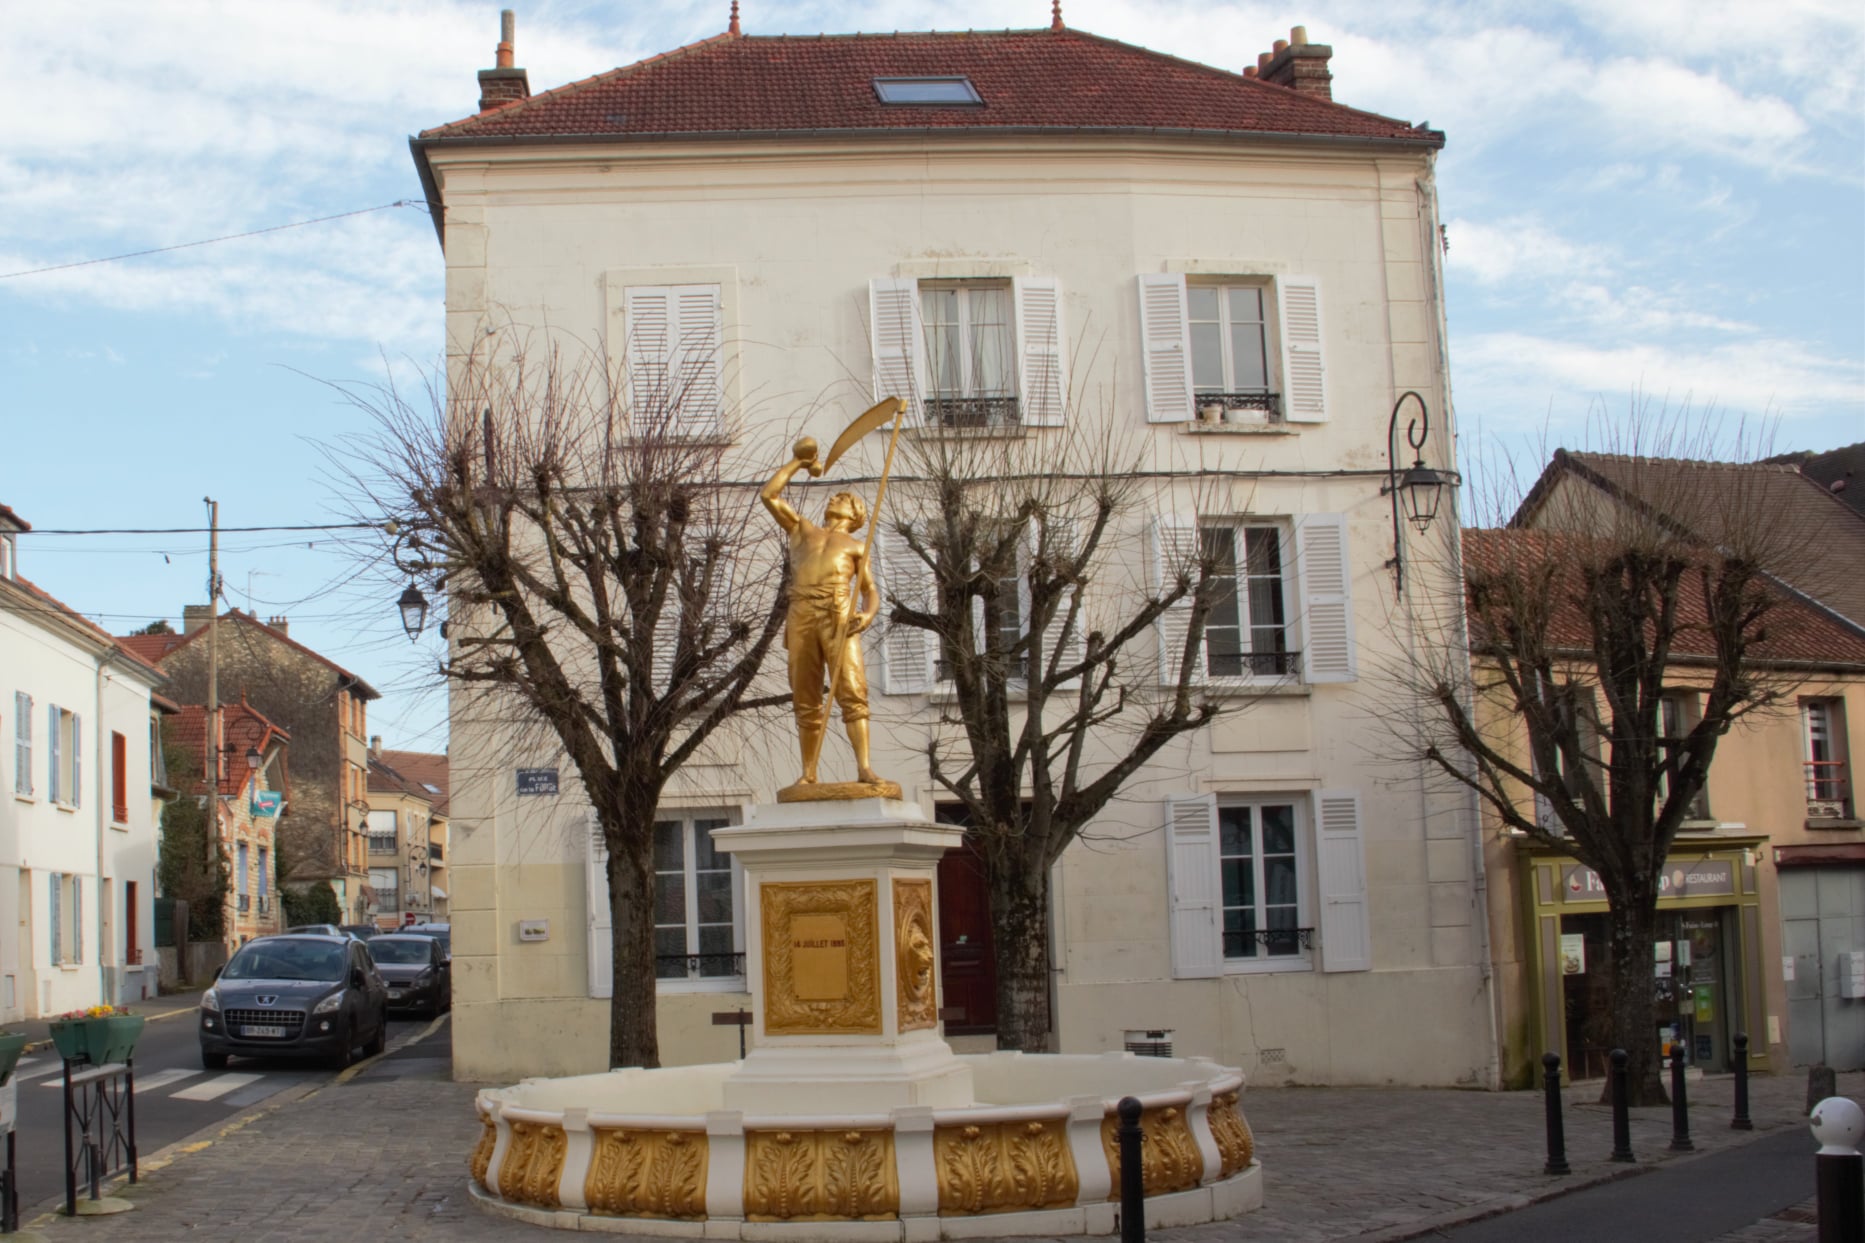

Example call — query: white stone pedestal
[711,798,973,1113]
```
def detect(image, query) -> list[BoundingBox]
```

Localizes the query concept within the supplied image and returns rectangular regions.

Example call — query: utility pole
[204,498,221,860]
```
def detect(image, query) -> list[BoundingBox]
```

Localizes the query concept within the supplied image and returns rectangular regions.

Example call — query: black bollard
[1669,1042,1693,1152]
[1609,1049,1635,1163]
[1811,1097,1864,1243]
[1118,1096,1146,1243]
[1542,1052,1570,1175]
[1731,1033,1753,1131]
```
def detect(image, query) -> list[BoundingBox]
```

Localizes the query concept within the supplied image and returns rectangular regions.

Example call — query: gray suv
[200,935,389,1069]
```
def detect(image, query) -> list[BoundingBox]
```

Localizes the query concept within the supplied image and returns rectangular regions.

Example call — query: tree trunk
[1601,891,1669,1106]
[607,833,661,1069]
[988,843,1053,1052]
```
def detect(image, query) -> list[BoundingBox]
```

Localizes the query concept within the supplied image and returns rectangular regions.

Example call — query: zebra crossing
[13,1057,311,1109]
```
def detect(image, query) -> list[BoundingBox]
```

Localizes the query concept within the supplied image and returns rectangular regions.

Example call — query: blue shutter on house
[47,705,60,803]
[13,692,29,795]
[72,713,82,808]
[73,877,83,964]
[49,873,62,965]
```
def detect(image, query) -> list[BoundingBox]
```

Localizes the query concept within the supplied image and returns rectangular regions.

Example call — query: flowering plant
[53,1004,129,1021]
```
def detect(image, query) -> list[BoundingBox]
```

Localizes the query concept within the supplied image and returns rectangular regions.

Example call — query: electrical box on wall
[518,919,551,943]
[1840,950,1865,999]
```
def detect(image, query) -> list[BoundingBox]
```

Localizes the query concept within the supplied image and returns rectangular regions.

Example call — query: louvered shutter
[71,714,81,808]
[587,808,612,999]
[48,704,60,804]
[1315,790,1370,971]
[870,278,926,424]
[670,284,723,434]
[1013,276,1066,426]
[1149,514,1204,686]
[1295,514,1356,683]
[1165,794,1222,978]
[1138,274,1193,423]
[50,873,61,965]
[1278,277,1327,422]
[874,527,936,695]
[1032,518,1086,687]
[650,590,677,699]
[624,285,673,421]
[14,692,29,795]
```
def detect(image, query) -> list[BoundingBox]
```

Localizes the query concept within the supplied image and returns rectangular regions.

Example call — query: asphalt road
[1438,1125,1818,1242]
[8,1003,439,1216]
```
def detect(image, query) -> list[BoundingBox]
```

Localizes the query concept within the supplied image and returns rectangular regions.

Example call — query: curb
[18,1015,449,1231]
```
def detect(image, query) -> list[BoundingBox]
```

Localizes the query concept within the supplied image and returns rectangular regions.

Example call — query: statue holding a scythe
[760,396,908,801]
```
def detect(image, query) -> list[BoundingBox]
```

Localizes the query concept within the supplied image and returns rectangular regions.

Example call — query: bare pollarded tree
[1403,414,1838,1103]
[873,422,1272,1052]
[336,337,789,1069]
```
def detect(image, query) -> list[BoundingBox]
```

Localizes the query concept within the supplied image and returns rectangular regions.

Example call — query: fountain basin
[470,1050,1260,1239]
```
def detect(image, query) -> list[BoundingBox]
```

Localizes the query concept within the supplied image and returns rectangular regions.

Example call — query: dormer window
[873,76,982,105]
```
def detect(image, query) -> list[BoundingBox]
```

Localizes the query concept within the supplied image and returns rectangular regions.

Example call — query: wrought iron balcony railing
[924,395,1021,429]
[656,951,746,981]
[1223,926,1313,957]
[1808,761,1852,818]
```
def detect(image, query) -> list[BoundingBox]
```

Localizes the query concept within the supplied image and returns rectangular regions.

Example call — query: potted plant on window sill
[48,1005,145,1066]
[0,1030,28,1084]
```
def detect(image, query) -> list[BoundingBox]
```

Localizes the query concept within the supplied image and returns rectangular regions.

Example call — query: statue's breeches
[787,608,869,727]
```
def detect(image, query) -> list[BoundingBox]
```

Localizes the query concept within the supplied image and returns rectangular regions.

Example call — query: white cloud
[1582,58,1808,167]
[1446,217,1606,286]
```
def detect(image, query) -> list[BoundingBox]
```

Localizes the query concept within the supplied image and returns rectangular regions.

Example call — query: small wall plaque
[518,919,551,942]
[516,768,559,796]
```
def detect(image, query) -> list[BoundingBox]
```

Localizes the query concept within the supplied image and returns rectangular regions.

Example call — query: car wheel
[202,1049,229,1070]
[329,1023,354,1071]
[364,1010,387,1057]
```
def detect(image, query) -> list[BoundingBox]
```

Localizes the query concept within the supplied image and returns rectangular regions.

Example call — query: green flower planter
[47,1015,145,1066]
[0,1031,27,1084]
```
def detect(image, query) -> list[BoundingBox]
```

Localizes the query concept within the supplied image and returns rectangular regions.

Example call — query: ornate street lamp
[397,582,430,641]
[1380,390,1460,597]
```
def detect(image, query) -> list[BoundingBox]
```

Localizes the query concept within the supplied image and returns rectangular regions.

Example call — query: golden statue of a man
[762,436,899,799]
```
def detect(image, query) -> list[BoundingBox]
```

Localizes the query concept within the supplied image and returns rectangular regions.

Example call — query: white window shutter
[651,592,677,698]
[48,704,60,804]
[72,714,81,808]
[15,692,30,796]
[624,285,674,419]
[874,527,936,695]
[1148,514,1204,687]
[1165,794,1222,978]
[1295,514,1356,683]
[870,278,926,424]
[670,284,723,434]
[1278,277,1327,422]
[1315,790,1370,972]
[1013,276,1067,426]
[1032,518,1086,687]
[50,873,61,965]
[587,808,612,999]
[1138,274,1192,423]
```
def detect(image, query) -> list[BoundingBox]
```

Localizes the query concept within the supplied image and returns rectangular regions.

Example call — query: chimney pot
[1243,65,1257,77]
[1258,51,1273,71]
[1291,25,1308,46]
[478,8,530,112]
[1259,27,1334,101]
[1273,38,1289,53]
[267,614,289,636]
[370,734,382,757]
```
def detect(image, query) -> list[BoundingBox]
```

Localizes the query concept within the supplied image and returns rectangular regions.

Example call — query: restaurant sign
[1560,858,1736,903]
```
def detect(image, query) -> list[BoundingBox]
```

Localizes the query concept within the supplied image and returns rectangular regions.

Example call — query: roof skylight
[873,77,983,106]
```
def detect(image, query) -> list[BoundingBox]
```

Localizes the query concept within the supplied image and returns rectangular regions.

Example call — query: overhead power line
[0,201,429,280]
[23,523,378,536]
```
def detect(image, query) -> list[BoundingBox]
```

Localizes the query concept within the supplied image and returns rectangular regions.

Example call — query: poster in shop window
[1560,933,1585,975]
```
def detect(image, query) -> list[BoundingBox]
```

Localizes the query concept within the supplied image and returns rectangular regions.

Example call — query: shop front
[1519,837,1770,1081]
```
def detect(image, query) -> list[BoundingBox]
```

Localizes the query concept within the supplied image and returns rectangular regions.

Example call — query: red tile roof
[168,702,291,797]
[113,609,380,698]
[417,28,1439,148]
[378,749,448,815]
[1462,528,1865,670]
[0,574,166,679]
[0,503,29,531]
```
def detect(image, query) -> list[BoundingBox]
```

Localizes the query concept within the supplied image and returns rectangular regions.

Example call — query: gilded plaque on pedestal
[893,878,937,1032]
[761,879,882,1035]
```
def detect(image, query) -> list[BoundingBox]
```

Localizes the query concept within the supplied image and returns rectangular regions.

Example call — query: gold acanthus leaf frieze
[1208,1091,1255,1176]
[584,1128,708,1219]
[894,877,938,1032]
[470,1118,497,1190]
[761,879,883,1035]
[934,1118,1079,1215]
[744,1128,900,1221]
[500,1120,568,1208]
[1100,1104,1205,1198]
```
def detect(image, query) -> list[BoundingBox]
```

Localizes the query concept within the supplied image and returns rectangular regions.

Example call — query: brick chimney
[267,614,290,636]
[477,9,530,113]
[183,604,215,634]
[1253,25,1333,101]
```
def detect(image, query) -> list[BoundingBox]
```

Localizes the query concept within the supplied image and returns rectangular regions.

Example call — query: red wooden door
[935,810,997,1035]
[125,880,139,965]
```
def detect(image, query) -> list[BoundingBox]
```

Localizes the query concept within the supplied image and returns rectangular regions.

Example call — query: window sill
[1182,421,1297,436]
[1807,818,1865,831]
[906,423,1031,442]
[59,963,82,973]
[13,792,34,804]
[1200,680,1310,698]
[654,978,749,996]
[109,819,130,832]
[1223,958,1313,976]
[53,801,77,814]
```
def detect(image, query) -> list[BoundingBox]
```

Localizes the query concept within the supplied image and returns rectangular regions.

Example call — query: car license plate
[241,1024,287,1038]
[390,989,405,999]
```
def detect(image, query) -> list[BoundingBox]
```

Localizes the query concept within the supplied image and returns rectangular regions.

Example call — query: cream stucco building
[412,16,1496,1086]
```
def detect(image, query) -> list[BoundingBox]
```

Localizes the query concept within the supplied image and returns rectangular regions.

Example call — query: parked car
[367,934,452,1017]
[399,921,451,961]
[200,934,389,1070]
[286,924,342,936]
[338,924,380,941]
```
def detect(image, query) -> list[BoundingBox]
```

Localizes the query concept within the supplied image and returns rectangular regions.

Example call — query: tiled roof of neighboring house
[367,754,434,806]
[378,749,449,815]
[1769,441,1865,520]
[114,609,381,699]
[1462,528,1865,669]
[0,503,30,531]
[1515,450,1865,639]
[417,28,1440,148]
[168,700,291,797]
[0,574,167,679]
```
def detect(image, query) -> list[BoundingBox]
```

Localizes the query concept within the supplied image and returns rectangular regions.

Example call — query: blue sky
[4,0,1861,751]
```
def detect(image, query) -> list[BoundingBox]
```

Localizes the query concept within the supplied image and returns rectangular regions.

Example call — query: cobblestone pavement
[18,1055,1855,1243]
